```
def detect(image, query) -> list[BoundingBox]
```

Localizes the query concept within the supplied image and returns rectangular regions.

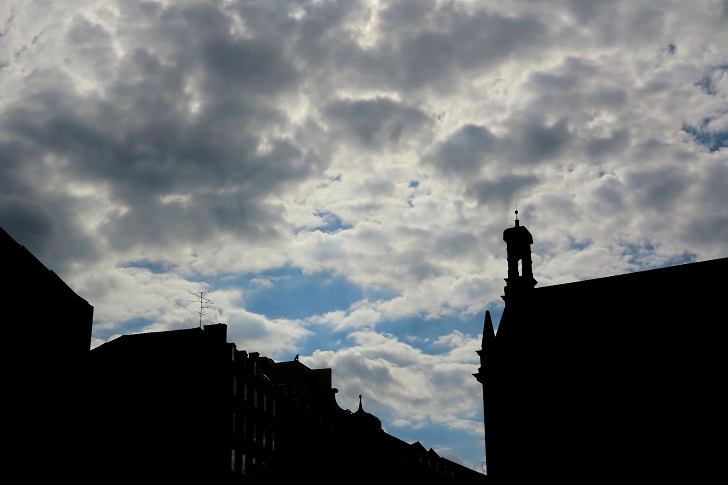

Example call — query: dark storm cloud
[0,188,98,271]
[0,193,54,254]
[0,107,100,269]
[563,1,665,46]
[467,174,540,207]
[228,0,369,85]
[428,124,497,177]
[201,37,298,95]
[625,166,691,212]
[324,97,432,149]
[263,0,549,94]
[504,116,571,164]
[428,114,571,182]
[2,0,714,278]
[0,0,323,255]
[684,163,728,247]
[565,0,612,24]
[585,128,631,159]
[682,215,728,247]
[592,175,626,214]
[432,230,480,259]
[525,57,628,120]
[378,1,548,90]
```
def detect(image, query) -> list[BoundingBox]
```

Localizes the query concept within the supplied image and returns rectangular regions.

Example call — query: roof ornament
[515,206,520,227]
[187,289,214,328]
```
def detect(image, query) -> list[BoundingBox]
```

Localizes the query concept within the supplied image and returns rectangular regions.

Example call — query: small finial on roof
[358,394,363,411]
[515,206,520,226]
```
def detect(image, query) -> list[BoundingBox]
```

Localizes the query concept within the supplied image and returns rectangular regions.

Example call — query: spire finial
[358,394,363,411]
[515,206,519,226]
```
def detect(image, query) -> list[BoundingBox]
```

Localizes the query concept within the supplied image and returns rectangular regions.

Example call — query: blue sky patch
[620,240,696,271]
[378,309,495,354]
[683,118,728,152]
[695,65,728,95]
[313,210,352,233]
[568,235,592,251]
[123,260,170,274]
[219,266,397,320]
[297,325,355,356]
[374,408,485,470]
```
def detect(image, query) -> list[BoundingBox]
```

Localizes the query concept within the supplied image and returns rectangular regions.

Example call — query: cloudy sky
[2,0,727,471]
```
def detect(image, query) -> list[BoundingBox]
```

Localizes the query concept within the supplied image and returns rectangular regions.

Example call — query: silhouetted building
[474,214,728,484]
[1,226,94,477]
[89,324,486,484]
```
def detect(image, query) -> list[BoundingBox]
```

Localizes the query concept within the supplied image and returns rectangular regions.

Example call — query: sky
[2,0,727,473]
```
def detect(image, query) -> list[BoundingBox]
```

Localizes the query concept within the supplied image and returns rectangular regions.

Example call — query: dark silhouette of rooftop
[2,224,486,482]
[475,214,727,484]
[2,225,94,480]
[88,323,486,483]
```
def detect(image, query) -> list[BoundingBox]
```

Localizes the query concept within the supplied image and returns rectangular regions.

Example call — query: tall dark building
[474,214,727,484]
[1,226,94,478]
[89,324,486,484]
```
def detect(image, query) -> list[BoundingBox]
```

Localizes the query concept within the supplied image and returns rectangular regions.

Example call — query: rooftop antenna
[188,289,214,328]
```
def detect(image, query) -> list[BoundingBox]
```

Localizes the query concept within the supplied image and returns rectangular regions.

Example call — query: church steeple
[473,212,539,481]
[502,210,537,297]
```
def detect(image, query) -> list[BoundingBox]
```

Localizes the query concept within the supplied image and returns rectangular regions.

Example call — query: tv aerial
[188,289,214,328]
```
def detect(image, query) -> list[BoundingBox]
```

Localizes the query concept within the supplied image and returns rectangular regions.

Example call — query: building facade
[89,323,486,484]
[474,215,727,484]
[1,226,94,479]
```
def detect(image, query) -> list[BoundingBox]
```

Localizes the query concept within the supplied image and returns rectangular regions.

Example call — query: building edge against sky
[87,322,486,483]
[474,213,728,484]
[2,225,94,480]
[0,224,485,483]
[4,217,727,482]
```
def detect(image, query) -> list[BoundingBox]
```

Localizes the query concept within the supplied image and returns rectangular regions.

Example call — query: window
[231,449,236,471]
[253,388,257,407]
[271,432,275,450]
[263,393,267,412]
[272,398,276,416]
[232,376,237,396]
[243,382,248,401]
[232,413,236,432]
[241,453,246,473]
[243,418,247,438]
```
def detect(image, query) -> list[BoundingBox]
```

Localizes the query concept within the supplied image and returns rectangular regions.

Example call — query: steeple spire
[502,210,537,296]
